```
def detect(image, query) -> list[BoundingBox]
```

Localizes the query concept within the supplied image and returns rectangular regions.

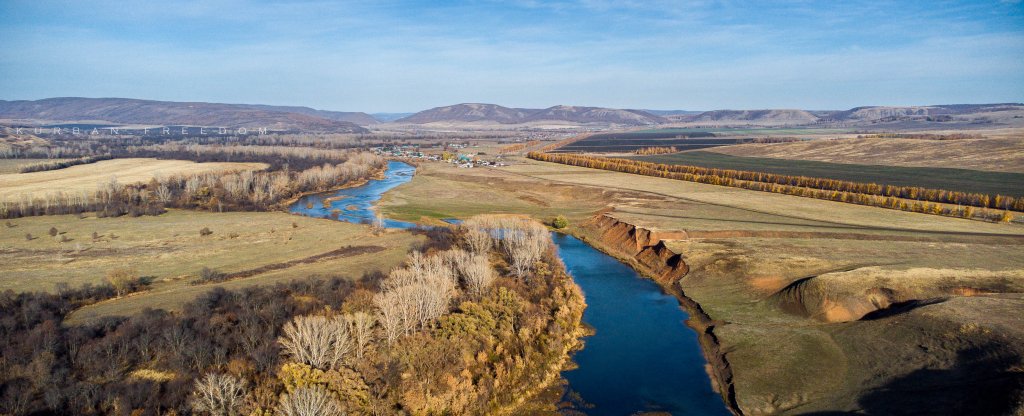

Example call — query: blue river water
[554,233,730,415]
[289,160,419,229]
[288,160,730,415]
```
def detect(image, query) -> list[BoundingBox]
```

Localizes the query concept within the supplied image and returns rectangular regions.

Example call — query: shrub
[48,227,58,237]
[24,233,33,241]
[198,267,226,283]
[552,215,569,229]
[200,227,213,237]
[106,267,137,297]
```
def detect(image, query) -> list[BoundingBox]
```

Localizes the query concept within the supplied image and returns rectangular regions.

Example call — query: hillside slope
[397,103,666,125]
[0,97,369,132]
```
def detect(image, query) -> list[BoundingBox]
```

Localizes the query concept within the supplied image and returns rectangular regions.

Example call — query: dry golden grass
[501,158,1024,237]
[706,136,1024,173]
[0,158,268,202]
[0,209,421,322]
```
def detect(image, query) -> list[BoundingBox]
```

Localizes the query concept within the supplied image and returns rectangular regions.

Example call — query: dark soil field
[554,131,746,153]
[630,150,1024,197]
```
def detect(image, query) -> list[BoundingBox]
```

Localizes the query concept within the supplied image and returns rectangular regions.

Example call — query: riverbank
[273,163,387,210]
[568,216,739,414]
[287,167,591,414]
[376,158,1024,414]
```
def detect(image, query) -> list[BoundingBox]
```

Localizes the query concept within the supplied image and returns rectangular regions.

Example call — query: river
[289,160,730,415]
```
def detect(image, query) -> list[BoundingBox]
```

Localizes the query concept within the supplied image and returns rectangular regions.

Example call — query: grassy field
[0,210,421,321]
[629,150,1024,196]
[0,158,268,202]
[378,157,1024,414]
[378,162,614,225]
[707,136,1024,173]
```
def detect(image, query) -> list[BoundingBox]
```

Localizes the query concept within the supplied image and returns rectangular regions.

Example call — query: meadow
[0,209,421,320]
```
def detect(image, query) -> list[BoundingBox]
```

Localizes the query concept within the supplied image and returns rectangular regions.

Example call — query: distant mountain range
[396,103,669,125]
[0,97,372,133]
[2,98,1021,132]
[394,103,1024,127]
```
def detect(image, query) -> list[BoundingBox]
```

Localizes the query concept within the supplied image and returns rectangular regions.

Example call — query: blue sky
[1,0,1022,112]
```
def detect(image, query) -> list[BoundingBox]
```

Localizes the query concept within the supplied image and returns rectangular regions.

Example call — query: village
[372,142,510,168]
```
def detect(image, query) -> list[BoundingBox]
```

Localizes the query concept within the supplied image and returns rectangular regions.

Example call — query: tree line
[528,151,1021,221]
[17,155,114,173]
[634,146,678,155]
[497,140,540,154]
[0,152,384,220]
[0,216,585,415]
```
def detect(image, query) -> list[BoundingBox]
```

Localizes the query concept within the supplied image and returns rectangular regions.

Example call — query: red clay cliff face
[585,214,689,284]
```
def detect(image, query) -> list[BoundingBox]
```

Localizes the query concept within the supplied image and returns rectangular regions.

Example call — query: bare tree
[155,184,173,203]
[443,249,495,297]
[190,373,247,416]
[276,385,344,416]
[502,221,549,279]
[278,315,353,370]
[345,312,376,359]
[461,254,496,297]
[374,291,406,345]
[371,213,386,235]
[463,226,492,254]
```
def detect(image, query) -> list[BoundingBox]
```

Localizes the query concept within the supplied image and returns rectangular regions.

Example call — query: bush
[198,267,227,283]
[49,227,58,237]
[200,227,213,237]
[552,215,569,229]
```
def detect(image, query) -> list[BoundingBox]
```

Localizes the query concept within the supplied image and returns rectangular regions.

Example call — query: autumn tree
[106,267,136,297]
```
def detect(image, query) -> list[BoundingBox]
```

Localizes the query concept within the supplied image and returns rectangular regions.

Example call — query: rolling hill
[666,104,1024,127]
[397,103,667,125]
[232,103,379,125]
[0,97,370,133]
